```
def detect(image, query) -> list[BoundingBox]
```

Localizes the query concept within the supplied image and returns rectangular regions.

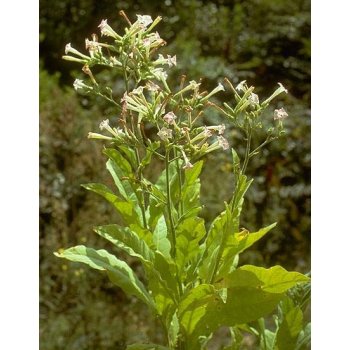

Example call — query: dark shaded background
[40,0,310,348]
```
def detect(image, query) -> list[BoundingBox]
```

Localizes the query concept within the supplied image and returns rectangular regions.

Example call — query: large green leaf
[82,183,141,226]
[178,284,283,348]
[126,344,169,350]
[175,216,206,281]
[54,245,155,308]
[94,224,155,263]
[216,223,276,279]
[222,265,310,294]
[275,306,304,350]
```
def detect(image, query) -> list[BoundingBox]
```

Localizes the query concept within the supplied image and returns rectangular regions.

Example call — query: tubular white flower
[136,14,153,28]
[262,82,289,106]
[99,119,110,131]
[236,80,247,92]
[130,86,144,95]
[201,83,225,102]
[157,127,173,141]
[98,19,121,39]
[207,124,226,135]
[163,112,177,125]
[249,93,259,105]
[73,79,91,91]
[273,107,288,120]
[167,55,177,67]
[87,132,113,141]
[146,81,160,92]
[65,43,90,59]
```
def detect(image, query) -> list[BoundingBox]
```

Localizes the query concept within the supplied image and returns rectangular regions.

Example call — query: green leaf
[153,216,171,258]
[140,141,160,168]
[275,306,304,350]
[178,284,283,348]
[126,343,169,350]
[104,148,136,201]
[216,223,277,279]
[82,183,141,226]
[222,265,310,294]
[182,161,203,215]
[175,216,206,281]
[54,245,155,308]
[295,322,311,350]
[93,224,155,263]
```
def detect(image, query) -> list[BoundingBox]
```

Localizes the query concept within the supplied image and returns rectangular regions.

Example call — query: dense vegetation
[40,1,310,348]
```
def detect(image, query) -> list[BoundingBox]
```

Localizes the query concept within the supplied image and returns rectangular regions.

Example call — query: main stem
[123,62,148,229]
[165,148,177,258]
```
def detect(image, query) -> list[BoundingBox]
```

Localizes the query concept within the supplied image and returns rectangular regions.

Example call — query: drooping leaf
[94,224,155,263]
[275,306,304,350]
[82,183,141,226]
[222,265,310,294]
[54,245,155,308]
[175,216,206,281]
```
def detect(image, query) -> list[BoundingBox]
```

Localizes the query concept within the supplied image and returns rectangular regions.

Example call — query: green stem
[165,148,177,258]
[122,61,148,230]
[175,150,184,217]
[242,127,252,174]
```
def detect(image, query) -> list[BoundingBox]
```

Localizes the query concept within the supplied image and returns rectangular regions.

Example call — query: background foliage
[40,0,310,348]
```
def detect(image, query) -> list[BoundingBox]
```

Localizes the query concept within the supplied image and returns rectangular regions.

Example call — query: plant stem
[122,61,148,229]
[175,149,184,217]
[165,148,177,258]
[242,126,252,174]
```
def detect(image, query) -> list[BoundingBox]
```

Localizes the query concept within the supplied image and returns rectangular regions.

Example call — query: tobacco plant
[55,12,310,349]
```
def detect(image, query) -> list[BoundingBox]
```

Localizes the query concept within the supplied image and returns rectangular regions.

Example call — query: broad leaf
[82,183,141,226]
[222,265,310,294]
[178,284,283,348]
[216,223,277,279]
[175,216,206,281]
[54,245,155,308]
[94,224,155,263]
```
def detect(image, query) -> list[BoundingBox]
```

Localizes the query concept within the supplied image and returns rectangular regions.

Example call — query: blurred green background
[39,0,310,348]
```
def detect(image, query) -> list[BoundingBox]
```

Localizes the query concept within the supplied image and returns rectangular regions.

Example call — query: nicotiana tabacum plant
[55,12,310,350]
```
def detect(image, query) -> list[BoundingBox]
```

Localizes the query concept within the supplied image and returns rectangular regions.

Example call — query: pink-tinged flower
[98,19,120,39]
[274,107,288,120]
[136,14,153,27]
[163,112,177,125]
[218,136,229,150]
[143,38,151,46]
[146,81,160,92]
[157,127,173,141]
[207,124,225,135]
[183,160,194,170]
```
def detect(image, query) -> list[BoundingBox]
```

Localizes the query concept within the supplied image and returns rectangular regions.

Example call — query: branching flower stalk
[56,12,310,350]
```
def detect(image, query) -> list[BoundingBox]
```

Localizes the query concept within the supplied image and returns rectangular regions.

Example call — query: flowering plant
[56,12,310,349]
